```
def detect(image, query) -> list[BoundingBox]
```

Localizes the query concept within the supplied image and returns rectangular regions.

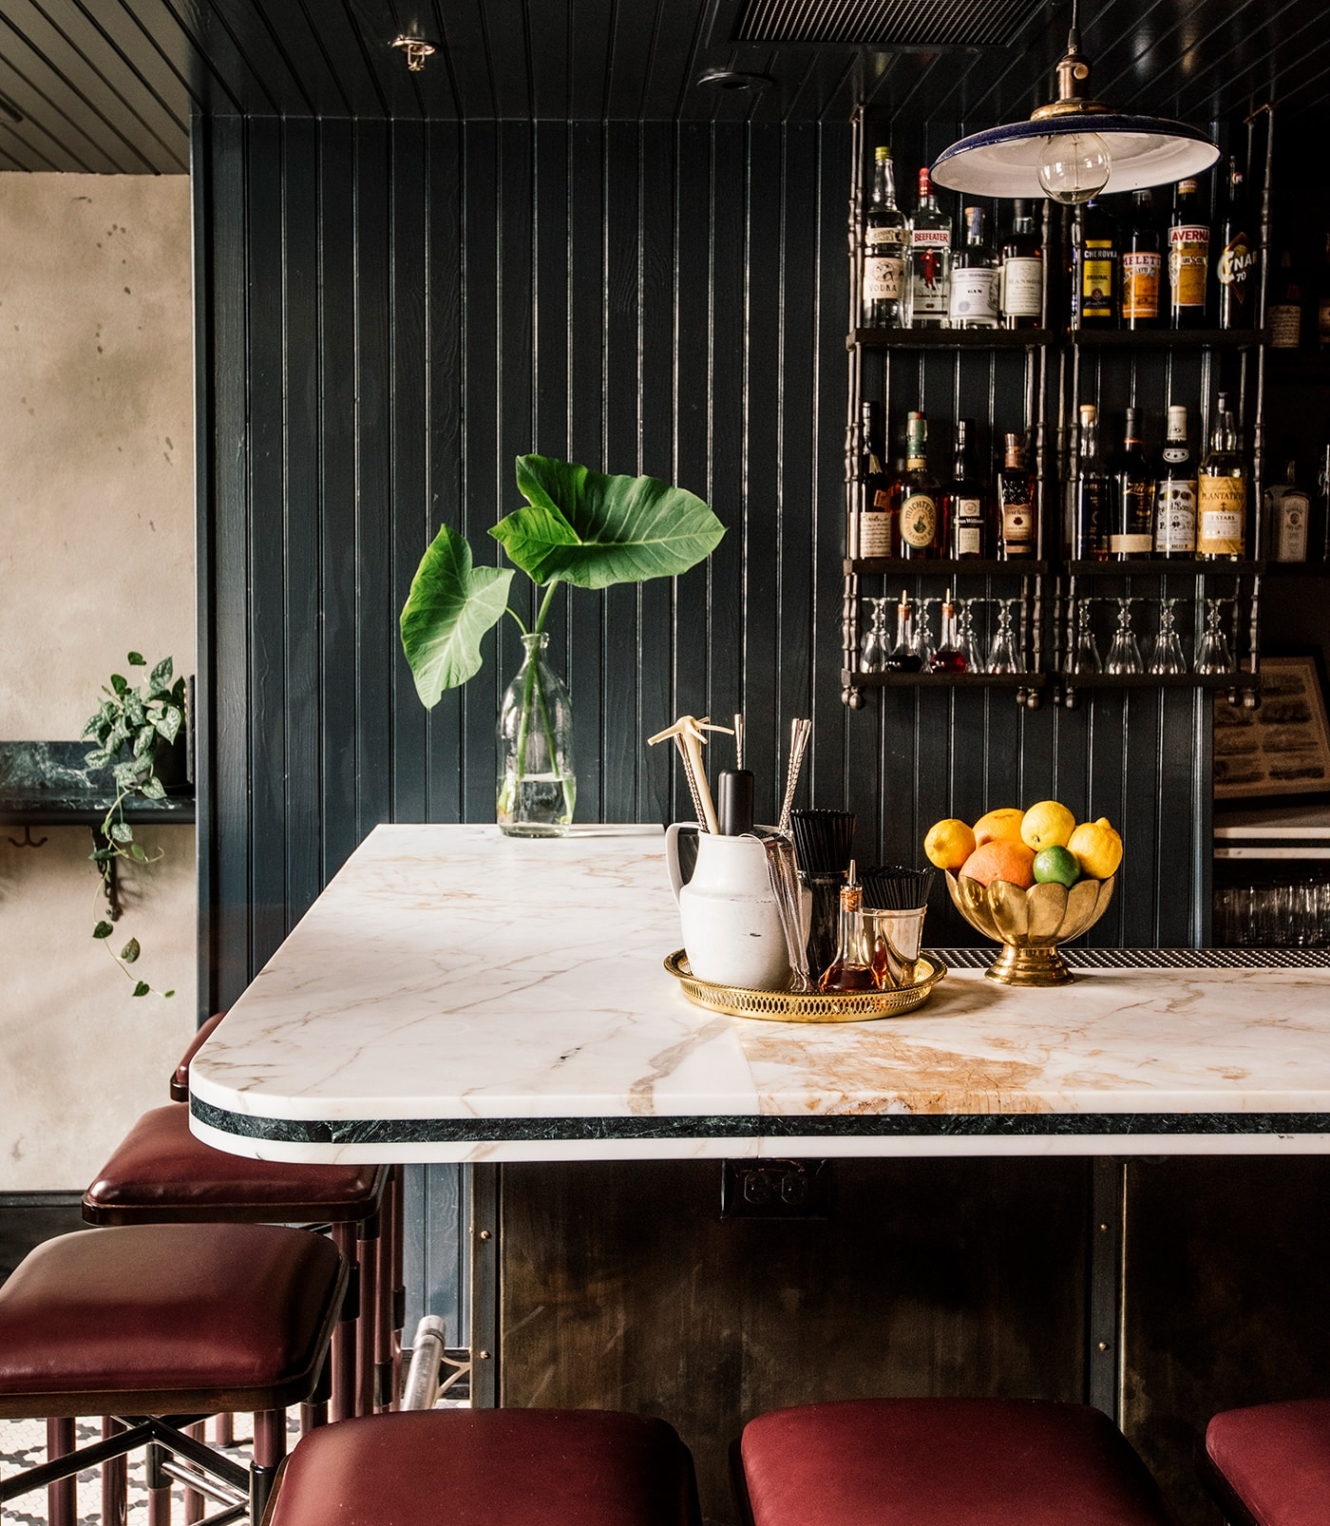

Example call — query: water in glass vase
[497,631,576,837]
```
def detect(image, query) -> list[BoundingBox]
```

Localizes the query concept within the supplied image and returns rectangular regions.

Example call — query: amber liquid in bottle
[819,883,877,992]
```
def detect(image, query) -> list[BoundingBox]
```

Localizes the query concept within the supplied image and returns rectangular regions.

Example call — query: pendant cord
[1068,0,1081,53]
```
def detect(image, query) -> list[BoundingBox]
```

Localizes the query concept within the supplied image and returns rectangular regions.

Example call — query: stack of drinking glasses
[1214,879,1330,947]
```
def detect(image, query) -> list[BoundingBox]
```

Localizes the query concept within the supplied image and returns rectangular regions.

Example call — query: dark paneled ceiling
[0,0,1324,173]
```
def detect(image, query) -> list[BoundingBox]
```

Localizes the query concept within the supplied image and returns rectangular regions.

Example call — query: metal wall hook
[6,824,47,848]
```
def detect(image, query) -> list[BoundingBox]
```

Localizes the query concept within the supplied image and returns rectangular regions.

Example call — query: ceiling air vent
[733,0,1046,48]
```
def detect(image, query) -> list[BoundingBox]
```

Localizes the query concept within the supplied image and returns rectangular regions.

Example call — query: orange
[973,807,1025,846]
[924,818,977,871]
[959,839,1037,889]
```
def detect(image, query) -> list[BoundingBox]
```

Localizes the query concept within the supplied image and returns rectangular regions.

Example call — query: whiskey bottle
[861,146,911,328]
[1318,235,1330,350]
[883,590,924,672]
[998,433,1037,560]
[1073,197,1118,328]
[1197,392,1248,561]
[1266,457,1310,563]
[910,167,952,329]
[948,206,998,329]
[1154,404,1197,558]
[1121,189,1162,330]
[1112,409,1155,560]
[1073,403,1111,561]
[1168,178,1210,328]
[894,411,941,559]
[1266,250,1303,349]
[945,418,987,558]
[1216,156,1258,331]
[818,882,877,993]
[928,587,968,673]
[1000,200,1043,329]
[855,401,896,558]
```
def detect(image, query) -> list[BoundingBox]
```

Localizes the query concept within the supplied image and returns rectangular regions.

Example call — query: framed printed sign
[1215,655,1330,799]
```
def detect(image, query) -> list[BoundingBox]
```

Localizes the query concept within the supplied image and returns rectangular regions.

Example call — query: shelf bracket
[5,824,47,849]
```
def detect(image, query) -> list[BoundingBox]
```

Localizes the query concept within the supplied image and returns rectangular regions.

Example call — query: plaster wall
[0,173,196,1190]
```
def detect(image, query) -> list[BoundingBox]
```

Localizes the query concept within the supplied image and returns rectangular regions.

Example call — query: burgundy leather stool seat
[83,1104,385,1224]
[738,1399,1175,1526]
[1205,1400,1330,1526]
[264,1409,703,1526]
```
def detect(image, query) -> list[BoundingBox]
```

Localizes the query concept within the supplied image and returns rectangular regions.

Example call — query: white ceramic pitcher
[664,824,792,990]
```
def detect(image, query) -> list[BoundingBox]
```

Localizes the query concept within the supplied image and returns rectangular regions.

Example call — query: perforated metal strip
[932,946,1330,969]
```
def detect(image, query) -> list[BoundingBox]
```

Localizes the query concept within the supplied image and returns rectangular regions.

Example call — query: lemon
[1021,800,1077,852]
[1067,818,1123,879]
[973,807,1025,846]
[1033,845,1080,887]
[924,818,977,871]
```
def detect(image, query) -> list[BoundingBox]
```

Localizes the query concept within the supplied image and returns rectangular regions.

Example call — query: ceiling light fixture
[392,35,436,73]
[696,69,774,93]
[930,0,1218,203]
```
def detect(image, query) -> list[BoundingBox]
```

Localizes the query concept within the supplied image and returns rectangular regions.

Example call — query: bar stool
[0,1221,347,1525]
[261,1409,703,1526]
[1204,1399,1330,1526]
[735,1399,1177,1526]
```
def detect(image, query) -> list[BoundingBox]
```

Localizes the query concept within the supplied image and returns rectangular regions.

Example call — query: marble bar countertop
[190,823,1330,1164]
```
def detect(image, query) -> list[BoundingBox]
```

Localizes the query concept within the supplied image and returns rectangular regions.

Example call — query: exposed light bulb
[1037,132,1111,204]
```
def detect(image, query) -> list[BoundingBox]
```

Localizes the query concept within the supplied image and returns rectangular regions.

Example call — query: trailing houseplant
[400,454,725,836]
[81,652,186,997]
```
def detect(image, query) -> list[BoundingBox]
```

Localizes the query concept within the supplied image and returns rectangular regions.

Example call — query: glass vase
[496,631,576,837]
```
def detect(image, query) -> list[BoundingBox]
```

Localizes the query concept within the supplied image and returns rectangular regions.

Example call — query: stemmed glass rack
[839,103,1299,712]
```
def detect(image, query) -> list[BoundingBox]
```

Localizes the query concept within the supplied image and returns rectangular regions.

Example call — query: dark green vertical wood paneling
[196,115,1214,1005]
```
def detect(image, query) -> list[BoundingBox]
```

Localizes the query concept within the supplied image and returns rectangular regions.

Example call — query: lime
[1032,845,1080,888]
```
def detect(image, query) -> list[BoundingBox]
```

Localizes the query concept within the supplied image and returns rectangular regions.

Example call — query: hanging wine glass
[860,597,891,674]
[987,599,1023,674]
[1070,599,1102,675]
[1195,598,1234,674]
[912,597,936,666]
[957,597,979,671]
[1148,598,1188,675]
[1104,598,1144,676]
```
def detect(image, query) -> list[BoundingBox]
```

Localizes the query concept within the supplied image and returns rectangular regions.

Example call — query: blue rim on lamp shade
[931,114,1220,198]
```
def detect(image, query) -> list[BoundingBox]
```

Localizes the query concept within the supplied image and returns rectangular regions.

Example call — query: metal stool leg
[183,1420,206,1522]
[46,1417,76,1526]
[146,1438,172,1526]
[102,1416,128,1526]
[356,1211,380,1417]
[330,1221,357,1422]
[213,1412,234,1447]
[250,1409,288,1523]
[390,1166,405,1410]
[375,1180,396,1412]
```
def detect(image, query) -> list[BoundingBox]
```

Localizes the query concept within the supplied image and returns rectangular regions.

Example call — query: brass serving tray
[663,950,947,1023]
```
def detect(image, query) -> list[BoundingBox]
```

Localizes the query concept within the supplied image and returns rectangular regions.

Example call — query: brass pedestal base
[985,943,1077,986]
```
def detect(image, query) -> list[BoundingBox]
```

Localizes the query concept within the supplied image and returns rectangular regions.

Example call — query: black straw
[861,864,936,911]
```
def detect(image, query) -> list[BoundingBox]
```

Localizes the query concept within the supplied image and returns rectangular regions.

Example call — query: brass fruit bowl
[945,871,1117,986]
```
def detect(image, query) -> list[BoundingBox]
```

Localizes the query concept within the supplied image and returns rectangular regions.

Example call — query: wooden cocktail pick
[647,715,733,834]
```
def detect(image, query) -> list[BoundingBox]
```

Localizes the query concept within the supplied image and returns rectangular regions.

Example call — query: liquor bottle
[1216,156,1258,331]
[910,167,952,329]
[1154,404,1197,558]
[1266,250,1303,349]
[1000,200,1043,329]
[1073,403,1111,561]
[883,590,924,672]
[861,145,911,328]
[1318,236,1330,350]
[998,432,1037,560]
[1121,189,1162,330]
[894,411,941,559]
[855,401,896,558]
[1112,409,1154,560]
[1266,457,1310,563]
[818,882,877,993]
[945,418,987,558]
[948,206,998,329]
[1073,197,1118,328]
[1196,392,1248,561]
[928,587,968,673]
[1168,178,1210,328]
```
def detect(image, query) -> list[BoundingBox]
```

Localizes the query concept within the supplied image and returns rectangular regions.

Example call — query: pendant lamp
[930,0,1219,203]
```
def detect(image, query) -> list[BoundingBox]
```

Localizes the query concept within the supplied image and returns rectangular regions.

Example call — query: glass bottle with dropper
[928,587,969,673]
[883,589,924,672]
[819,864,878,993]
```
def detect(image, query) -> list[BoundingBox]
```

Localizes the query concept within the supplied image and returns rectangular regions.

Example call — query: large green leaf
[491,455,725,590]
[400,524,514,708]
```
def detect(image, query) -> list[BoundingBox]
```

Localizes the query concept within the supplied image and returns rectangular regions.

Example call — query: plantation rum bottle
[1169,178,1210,328]
[1073,403,1112,561]
[1197,392,1248,561]
[1154,404,1197,558]
[997,432,1037,560]
[1216,156,1258,331]
[1121,189,1162,330]
[894,411,941,559]
[910,168,952,329]
[949,206,999,329]
[945,418,988,558]
[861,145,911,328]
[1112,409,1155,560]
[1000,200,1043,329]
[1266,457,1310,563]
[855,401,896,558]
